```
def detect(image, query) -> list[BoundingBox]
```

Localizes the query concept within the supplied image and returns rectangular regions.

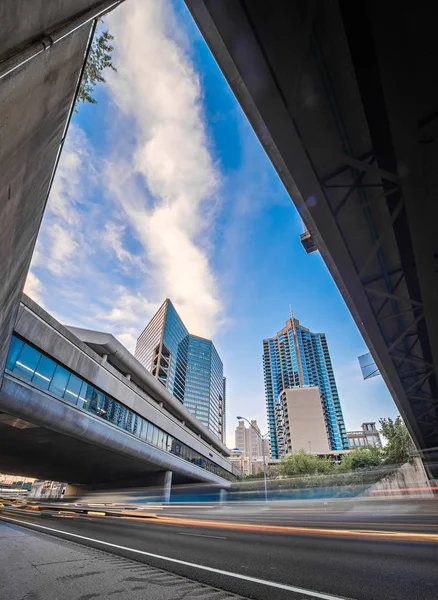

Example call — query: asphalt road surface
[1,501,438,600]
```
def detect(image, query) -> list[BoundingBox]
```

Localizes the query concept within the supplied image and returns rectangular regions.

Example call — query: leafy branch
[75,25,116,111]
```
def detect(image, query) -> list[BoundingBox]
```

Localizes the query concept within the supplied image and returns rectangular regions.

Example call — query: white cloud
[46,222,79,275]
[106,0,222,338]
[89,286,159,352]
[48,127,91,225]
[29,0,224,357]
[23,271,45,306]
[102,222,148,274]
[32,126,90,276]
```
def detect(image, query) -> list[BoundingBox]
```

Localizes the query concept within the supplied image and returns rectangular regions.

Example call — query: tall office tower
[135,299,226,442]
[263,311,349,459]
[234,419,262,458]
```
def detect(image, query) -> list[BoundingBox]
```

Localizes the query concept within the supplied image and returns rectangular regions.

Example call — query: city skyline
[263,310,349,459]
[23,0,399,450]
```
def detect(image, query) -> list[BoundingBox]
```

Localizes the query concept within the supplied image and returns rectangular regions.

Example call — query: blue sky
[25,0,398,447]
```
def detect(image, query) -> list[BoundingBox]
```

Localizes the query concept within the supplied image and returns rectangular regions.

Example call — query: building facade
[135,299,226,441]
[347,422,382,448]
[263,312,349,458]
[276,387,330,456]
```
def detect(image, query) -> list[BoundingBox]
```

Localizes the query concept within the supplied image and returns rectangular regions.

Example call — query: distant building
[347,422,382,448]
[276,387,330,457]
[135,299,226,441]
[263,310,348,459]
[230,448,265,476]
[234,420,266,475]
[234,419,262,459]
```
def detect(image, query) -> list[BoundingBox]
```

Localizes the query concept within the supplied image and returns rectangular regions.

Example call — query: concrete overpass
[185,0,438,473]
[0,295,235,493]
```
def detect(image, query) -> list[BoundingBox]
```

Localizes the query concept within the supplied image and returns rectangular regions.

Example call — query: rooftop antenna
[289,304,296,334]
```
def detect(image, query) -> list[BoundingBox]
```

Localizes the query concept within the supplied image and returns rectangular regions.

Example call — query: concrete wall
[0,1,109,383]
[364,457,435,498]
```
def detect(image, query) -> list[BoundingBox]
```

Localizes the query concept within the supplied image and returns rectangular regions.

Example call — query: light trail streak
[147,515,438,543]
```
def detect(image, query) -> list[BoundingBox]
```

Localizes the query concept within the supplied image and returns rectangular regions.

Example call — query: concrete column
[219,488,228,504]
[163,470,172,503]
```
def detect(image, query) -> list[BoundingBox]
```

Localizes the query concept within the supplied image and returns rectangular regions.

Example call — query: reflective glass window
[99,394,113,421]
[77,381,91,409]
[125,411,135,433]
[49,365,70,397]
[157,430,164,450]
[140,420,149,441]
[109,401,127,428]
[146,423,154,444]
[6,336,24,371]
[132,415,140,436]
[32,355,56,390]
[86,387,103,415]
[13,343,41,380]
[171,439,182,457]
[63,373,83,404]
[151,426,159,446]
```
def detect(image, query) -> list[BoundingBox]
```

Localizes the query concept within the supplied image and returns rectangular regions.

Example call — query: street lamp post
[237,416,269,503]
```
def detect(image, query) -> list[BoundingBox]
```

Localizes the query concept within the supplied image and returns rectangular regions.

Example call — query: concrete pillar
[101,354,108,363]
[163,470,172,503]
[219,488,228,504]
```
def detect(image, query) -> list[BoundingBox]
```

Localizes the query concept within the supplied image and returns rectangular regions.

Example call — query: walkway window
[33,355,56,391]
[13,344,40,379]
[49,365,70,397]
[6,337,24,371]
[64,373,83,404]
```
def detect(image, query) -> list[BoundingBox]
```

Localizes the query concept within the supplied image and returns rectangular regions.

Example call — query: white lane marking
[0,516,354,600]
[179,532,227,540]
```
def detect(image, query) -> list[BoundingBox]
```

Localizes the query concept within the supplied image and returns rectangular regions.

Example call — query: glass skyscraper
[135,299,225,441]
[263,311,348,458]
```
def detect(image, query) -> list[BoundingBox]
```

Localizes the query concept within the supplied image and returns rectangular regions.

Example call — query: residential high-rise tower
[135,299,226,441]
[263,311,348,458]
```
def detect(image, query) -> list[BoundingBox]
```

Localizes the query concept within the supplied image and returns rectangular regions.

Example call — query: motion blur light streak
[89,512,438,543]
[152,516,438,543]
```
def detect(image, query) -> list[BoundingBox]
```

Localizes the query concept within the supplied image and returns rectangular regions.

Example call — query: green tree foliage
[336,445,383,472]
[278,449,335,477]
[379,416,412,465]
[76,26,115,110]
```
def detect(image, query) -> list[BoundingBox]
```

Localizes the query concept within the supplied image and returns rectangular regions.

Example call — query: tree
[336,445,383,472]
[278,449,335,477]
[75,25,115,111]
[379,416,413,465]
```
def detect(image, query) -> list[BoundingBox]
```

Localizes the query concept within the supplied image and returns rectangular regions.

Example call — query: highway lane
[1,509,438,600]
